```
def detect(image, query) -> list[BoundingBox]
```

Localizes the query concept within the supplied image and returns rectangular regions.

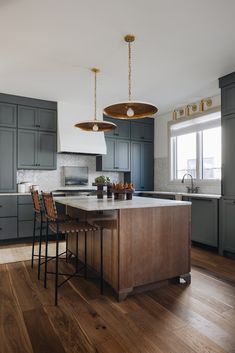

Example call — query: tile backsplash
[17,154,123,191]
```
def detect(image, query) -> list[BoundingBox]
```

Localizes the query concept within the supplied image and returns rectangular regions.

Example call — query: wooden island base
[66,204,191,301]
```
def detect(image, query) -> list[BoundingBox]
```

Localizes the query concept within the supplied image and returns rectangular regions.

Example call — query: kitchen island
[55,196,191,300]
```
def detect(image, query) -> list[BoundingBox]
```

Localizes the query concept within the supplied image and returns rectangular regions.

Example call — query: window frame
[168,107,221,184]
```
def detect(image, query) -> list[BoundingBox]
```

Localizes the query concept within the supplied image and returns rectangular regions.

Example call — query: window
[170,111,221,181]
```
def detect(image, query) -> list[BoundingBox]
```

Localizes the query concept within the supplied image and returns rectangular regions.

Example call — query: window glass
[202,127,221,179]
[176,132,197,179]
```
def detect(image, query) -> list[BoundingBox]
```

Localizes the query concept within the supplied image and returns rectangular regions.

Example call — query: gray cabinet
[221,83,235,116]
[18,196,34,239]
[104,118,130,139]
[0,217,17,240]
[0,103,17,128]
[0,196,17,240]
[97,138,130,172]
[222,114,235,196]
[0,127,16,192]
[131,122,154,141]
[18,130,56,170]
[183,196,218,247]
[220,198,235,254]
[18,130,37,168]
[18,105,57,132]
[131,141,154,190]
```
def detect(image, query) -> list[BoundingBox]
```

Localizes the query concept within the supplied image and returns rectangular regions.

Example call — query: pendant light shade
[75,68,117,132]
[103,35,158,120]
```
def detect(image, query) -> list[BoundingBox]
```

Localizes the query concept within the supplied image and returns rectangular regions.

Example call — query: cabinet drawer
[0,196,17,217]
[18,204,34,221]
[18,220,33,238]
[18,195,33,205]
[0,217,17,240]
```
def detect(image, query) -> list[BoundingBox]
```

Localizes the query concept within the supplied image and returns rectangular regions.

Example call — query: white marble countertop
[136,191,221,199]
[54,195,191,211]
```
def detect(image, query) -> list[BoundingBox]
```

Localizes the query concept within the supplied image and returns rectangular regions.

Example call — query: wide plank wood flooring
[0,247,235,353]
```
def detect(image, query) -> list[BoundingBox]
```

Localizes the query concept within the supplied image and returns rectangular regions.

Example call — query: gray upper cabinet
[0,127,16,192]
[104,117,130,139]
[37,132,57,169]
[101,139,115,171]
[0,103,17,128]
[131,122,154,141]
[38,109,57,132]
[18,130,37,168]
[18,105,57,132]
[18,105,38,129]
[221,83,235,116]
[97,138,130,172]
[222,114,235,196]
[131,141,154,191]
[18,130,56,170]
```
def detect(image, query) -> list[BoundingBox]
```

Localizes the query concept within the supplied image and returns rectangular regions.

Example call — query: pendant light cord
[94,70,97,121]
[128,41,132,101]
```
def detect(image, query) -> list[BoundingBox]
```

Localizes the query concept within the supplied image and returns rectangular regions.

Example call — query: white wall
[57,102,106,154]
[154,95,222,194]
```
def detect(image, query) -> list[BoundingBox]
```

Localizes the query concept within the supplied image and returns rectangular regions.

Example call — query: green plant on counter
[95,175,111,184]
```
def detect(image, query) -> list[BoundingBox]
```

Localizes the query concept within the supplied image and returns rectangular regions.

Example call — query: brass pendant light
[75,68,117,132]
[103,35,158,120]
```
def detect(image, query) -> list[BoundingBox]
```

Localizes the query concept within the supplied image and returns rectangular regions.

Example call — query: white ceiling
[0,0,235,115]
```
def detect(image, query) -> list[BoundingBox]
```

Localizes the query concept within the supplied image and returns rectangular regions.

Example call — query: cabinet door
[222,114,235,196]
[102,138,115,171]
[18,105,38,129]
[105,118,130,139]
[37,132,57,169]
[18,130,37,168]
[0,217,17,240]
[18,220,34,238]
[0,103,17,128]
[221,199,235,254]
[191,198,218,247]
[221,84,235,116]
[0,196,17,217]
[0,128,16,192]
[38,109,57,132]
[115,140,130,171]
[141,142,154,190]
[131,142,142,190]
[131,122,154,141]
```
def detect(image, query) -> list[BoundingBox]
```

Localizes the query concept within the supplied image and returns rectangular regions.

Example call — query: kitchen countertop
[136,191,221,199]
[55,195,191,211]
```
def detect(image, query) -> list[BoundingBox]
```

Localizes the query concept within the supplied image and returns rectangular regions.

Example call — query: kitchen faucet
[181,173,199,193]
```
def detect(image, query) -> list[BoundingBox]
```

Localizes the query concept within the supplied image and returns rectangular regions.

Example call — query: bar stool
[41,192,97,306]
[31,190,46,280]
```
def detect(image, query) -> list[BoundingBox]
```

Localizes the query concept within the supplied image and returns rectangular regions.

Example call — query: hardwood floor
[0,247,235,353]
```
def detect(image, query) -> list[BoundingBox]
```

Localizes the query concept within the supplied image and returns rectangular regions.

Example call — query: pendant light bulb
[92,123,99,132]
[127,107,134,117]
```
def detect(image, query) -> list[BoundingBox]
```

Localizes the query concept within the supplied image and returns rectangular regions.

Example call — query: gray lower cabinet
[0,128,16,192]
[183,197,218,247]
[0,196,17,240]
[0,217,17,240]
[131,141,154,190]
[18,221,34,238]
[18,196,34,239]
[18,130,56,170]
[97,138,130,172]
[220,198,235,255]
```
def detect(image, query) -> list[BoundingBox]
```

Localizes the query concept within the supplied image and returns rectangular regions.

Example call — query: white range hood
[57,101,107,154]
